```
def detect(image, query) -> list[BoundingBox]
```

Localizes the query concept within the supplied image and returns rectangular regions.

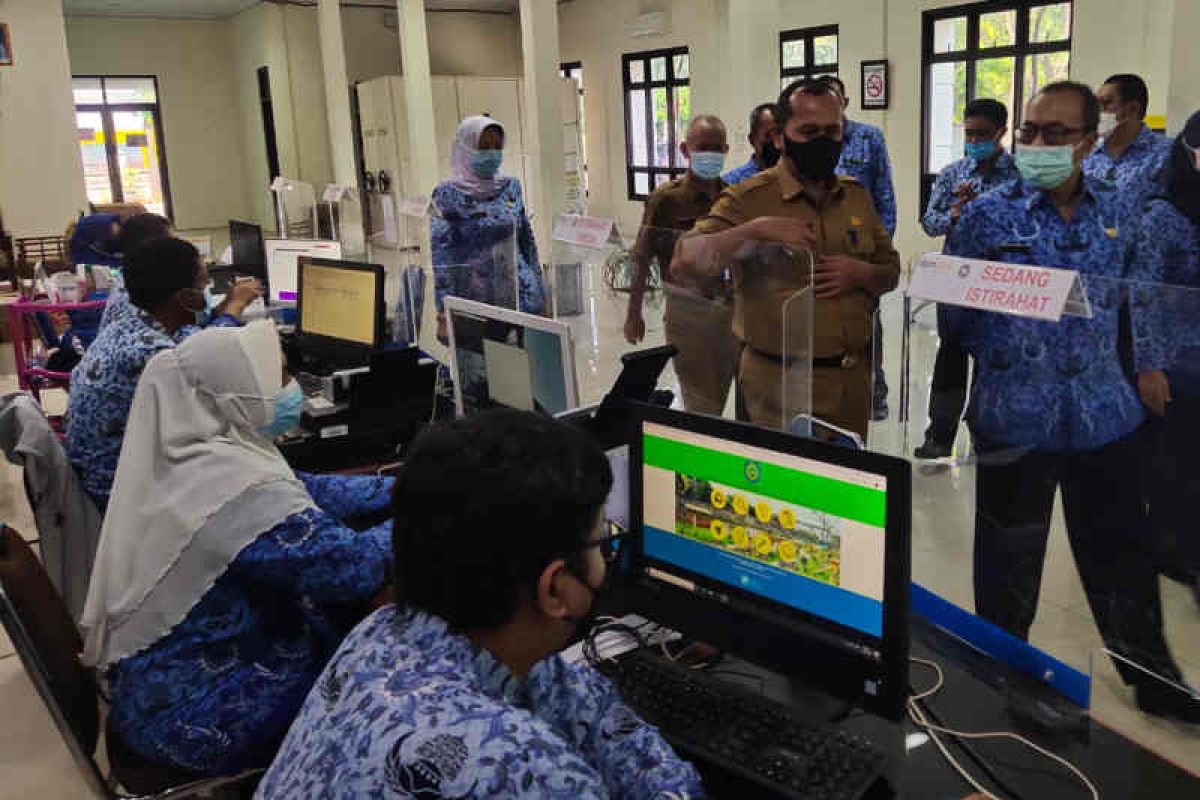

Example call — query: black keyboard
[599,648,886,800]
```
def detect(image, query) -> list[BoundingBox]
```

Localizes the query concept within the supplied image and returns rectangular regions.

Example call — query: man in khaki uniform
[672,79,899,438]
[626,115,739,415]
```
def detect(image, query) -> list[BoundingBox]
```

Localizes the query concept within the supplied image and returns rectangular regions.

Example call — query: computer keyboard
[598,648,886,800]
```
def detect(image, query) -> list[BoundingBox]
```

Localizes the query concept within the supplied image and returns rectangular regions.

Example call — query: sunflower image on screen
[673,474,842,586]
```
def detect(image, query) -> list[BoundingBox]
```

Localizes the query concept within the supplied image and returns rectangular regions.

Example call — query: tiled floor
[1,269,1197,798]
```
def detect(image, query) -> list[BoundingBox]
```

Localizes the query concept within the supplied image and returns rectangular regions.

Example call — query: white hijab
[449,114,508,198]
[81,320,315,667]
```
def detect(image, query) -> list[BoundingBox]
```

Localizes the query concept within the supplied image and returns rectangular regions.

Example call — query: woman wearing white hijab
[432,115,545,329]
[82,320,394,777]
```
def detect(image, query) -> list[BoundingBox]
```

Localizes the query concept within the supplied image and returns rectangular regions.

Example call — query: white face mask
[1097,112,1119,139]
[1185,140,1200,172]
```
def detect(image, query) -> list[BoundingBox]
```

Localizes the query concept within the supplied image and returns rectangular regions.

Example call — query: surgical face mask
[1184,140,1200,172]
[784,134,844,182]
[471,149,503,179]
[1014,143,1078,190]
[689,150,726,180]
[965,140,998,161]
[760,139,782,168]
[1098,112,1119,139]
[260,379,304,439]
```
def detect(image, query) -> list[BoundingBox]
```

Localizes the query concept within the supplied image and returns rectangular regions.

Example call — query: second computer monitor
[444,296,579,418]
[296,257,384,359]
[265,238,343,304]
[628,405,911,720]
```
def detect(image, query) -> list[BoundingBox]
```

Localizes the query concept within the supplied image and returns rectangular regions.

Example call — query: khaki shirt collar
[682,171,724,204]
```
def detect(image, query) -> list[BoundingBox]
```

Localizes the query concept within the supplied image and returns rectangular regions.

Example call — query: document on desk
[483,339,534,411]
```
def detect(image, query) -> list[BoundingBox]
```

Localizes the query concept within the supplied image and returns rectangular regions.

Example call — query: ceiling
[61,0,522,18]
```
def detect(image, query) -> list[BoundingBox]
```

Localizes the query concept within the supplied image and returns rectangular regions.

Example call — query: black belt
[748,347,863,369]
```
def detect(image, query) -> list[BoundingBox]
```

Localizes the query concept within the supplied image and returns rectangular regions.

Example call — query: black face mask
[759,140,782,168]
[784,134,844,182]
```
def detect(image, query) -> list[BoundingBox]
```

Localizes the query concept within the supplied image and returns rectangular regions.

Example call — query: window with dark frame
[622,46,690,201]
[779,25,839,91]
[72,75,173,220]
[920,1,1073,216]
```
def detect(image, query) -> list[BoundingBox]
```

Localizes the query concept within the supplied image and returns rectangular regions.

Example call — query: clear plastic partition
[430,223,519,312]
[900,269,1200,764]
[271,178,318,239]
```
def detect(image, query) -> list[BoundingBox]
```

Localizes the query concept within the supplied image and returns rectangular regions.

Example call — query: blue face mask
[689,151,726,180]
[260,379,304,439]
[1014,143,1077,190]
[965,140,997,161]
[182,286,214,327]
[471,149,503,179]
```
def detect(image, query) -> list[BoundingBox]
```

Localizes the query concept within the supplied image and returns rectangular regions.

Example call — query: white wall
[428,11,523,76]
[559,0,723,235]
[0,0,87,239]
[64,15,250,239]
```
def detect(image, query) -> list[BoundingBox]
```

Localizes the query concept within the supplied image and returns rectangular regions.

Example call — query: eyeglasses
[1016,123,1092,146]
[573,521,634,564]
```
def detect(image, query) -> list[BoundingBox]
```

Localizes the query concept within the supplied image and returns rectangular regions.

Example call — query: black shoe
[1136,681,1200,724]
[914,440,952,460]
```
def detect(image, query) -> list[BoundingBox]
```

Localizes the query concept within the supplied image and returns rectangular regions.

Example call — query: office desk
[606,615,1199,798]
[278,418,420,472]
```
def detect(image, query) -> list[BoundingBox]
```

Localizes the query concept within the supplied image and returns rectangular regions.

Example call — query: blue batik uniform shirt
[921,151,1021,238]
[944,176,1153,452]
[1083,124,1172,208]
[723,155,763,186]
[257,606,704,799]
[1133,197,1200,379]
[837,119,897,236]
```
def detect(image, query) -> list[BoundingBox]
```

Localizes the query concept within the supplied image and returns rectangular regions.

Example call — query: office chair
[0,525,259,798]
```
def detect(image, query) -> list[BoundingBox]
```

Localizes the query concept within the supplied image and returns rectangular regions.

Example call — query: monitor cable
[908,657,1100,800]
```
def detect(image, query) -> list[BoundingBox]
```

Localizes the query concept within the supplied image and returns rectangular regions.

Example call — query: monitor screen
[639,420,888,640]
[229,220,265,267]
[298,259,381,347]
[265,239,342,304]
[445,297,578,417]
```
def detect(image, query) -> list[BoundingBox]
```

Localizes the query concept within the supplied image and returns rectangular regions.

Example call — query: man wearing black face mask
[259,410,705,799]
[672,79,900,439]
[723,103,781,185]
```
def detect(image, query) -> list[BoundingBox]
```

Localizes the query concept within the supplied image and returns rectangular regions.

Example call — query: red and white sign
[552,213,615,249]
[909,253,1083,322]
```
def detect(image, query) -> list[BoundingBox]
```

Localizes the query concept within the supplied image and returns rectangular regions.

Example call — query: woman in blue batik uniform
[81,320,394,777]
[431,115,545,338]
[1135,109,1200,600]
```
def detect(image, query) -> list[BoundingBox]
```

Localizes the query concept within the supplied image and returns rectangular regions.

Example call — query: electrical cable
[908,657,1100,800]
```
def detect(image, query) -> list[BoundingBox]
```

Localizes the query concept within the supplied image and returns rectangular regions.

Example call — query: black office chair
[0,524,259,798]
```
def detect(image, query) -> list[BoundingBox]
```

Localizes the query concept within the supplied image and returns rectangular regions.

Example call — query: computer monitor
[229,220,266,269]
[444,296,579,417]
[296,257,384,364]
[627,405,911,720]
[265,238,342,304]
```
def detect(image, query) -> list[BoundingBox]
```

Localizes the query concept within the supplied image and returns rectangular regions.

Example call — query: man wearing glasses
[258,410,701,799]
[943,81,1199,723]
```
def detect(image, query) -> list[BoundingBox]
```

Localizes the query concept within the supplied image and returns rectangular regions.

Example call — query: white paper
[552,213,615,249]
[322,183,348,203]
[560,615,680,665]
[483,339,534,411]
[909,252,1087,322]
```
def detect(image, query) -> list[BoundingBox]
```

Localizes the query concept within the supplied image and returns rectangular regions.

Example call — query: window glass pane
[655,173,670,188]
[650,57,667,82]
[77,110,113,205]
[933,17,968,53]
[782,39,806,69]
[634,171,650,196]
[673,53,689,80]
[628,59,644,84]
[975,57,1016,150]
[927,61,967,173]
[652,87,670,167]
[73,78,103,105]
[112,109,167,216]
[1029,3,1072,43]
[673,85,691,168]
[628,89,647,166]
[979,10,1016,48]
[782,75,795,92]
[104,77,157,104]
[1023,51,1071,111]
[814,35,838,66]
